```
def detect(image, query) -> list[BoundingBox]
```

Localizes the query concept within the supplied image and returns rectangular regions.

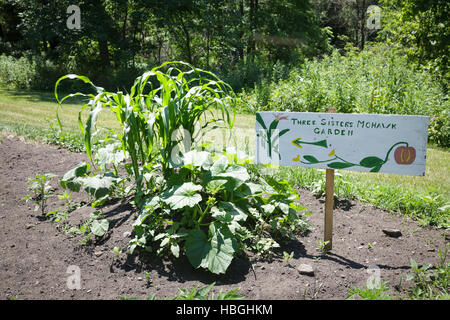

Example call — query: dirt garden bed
[0,134,448,300]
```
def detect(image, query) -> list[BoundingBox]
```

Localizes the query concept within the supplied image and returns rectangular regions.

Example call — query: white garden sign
[255,112,429,176]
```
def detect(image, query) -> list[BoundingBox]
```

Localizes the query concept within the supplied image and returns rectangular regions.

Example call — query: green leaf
[312,140,328,148]
[279,128,290,137]
[185,223,237,274]
[95,143,126,167]
[210,156,228,176]
[278,202,291,215]
[185,229,211,270]
[410,258,418,270]
[359,156,384,168]
[211,202,248,222]
[215,165,250,189]
[261,204,276,215]
[170,243,180,258]
[370,165,382,172]
[196,282,216,298]
[236,182,264,198]
[268,119,280,133]
[60,162,89,192]
[327,162,355,169]
[161,182,202,210]
[206,179,228,194]
[303,155,319,164]
[206,223,237,274]
[82,173,118,199]
[183,150,212,170]
[91,219,109,237]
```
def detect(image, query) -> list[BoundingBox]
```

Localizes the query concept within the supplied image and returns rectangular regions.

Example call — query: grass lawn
[0,88,448,227]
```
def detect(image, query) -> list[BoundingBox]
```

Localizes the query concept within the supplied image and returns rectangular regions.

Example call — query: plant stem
[197,203,213,224]
[192,205,199,221]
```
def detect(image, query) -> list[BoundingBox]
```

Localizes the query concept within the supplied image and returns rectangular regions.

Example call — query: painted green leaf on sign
[303,155,319,164]
[255,113,267,130]
[279,128,290,137]
[370,165,383,172]
[359,156,384,168]
[327,162,355,169]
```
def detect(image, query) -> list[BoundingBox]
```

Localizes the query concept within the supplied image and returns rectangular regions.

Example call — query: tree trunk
[247,0,259,57]
[237,0,245,60]
[122,3,128,40]
[98,39,110,71]
[206,28,211,69]
[179,15,192,64]
[360,0,366,50]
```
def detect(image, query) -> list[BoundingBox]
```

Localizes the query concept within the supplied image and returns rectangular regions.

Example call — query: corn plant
[55,61,236,195]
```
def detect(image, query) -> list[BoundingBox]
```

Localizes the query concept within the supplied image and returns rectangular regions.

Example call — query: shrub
[0,55,37,89]
[0,54,89,91]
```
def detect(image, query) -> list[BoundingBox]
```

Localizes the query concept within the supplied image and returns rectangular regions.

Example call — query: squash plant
[129,150,310,274]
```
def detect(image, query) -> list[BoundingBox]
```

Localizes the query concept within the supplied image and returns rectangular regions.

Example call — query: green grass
[0,87,448,227]
[0,88,119,131]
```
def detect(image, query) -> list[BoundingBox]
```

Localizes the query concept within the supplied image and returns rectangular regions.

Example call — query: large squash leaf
[185,222,237,274]
[182,150,212,170]
[95,143,127,168]
[60,162,90,192]
[213,164,250,191]
[161,182,202,210]
[82,173,118,199]
[211,202,248,222]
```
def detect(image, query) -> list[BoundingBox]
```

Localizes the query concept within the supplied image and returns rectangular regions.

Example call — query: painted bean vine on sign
[292,138,416,172]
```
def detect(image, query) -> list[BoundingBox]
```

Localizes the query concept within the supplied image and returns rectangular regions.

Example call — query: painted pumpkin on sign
[394,146,416,165]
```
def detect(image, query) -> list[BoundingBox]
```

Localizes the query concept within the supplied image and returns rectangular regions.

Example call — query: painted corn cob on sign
[255,112,429,176]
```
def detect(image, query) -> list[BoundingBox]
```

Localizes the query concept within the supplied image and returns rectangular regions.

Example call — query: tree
[379,0,449,87]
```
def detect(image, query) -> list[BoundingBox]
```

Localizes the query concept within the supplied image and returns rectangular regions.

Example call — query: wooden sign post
[324,108,336,251]
[255,111,429,251]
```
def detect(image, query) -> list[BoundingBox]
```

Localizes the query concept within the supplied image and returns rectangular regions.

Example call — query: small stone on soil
[297,264,315,276]
[382,229,402,238]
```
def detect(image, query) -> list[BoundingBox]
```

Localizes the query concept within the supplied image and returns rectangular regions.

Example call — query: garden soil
[0,134,448,300]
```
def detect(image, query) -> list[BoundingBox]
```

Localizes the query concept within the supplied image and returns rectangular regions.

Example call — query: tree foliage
[0,0,329,90]
[379,0,449,86]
